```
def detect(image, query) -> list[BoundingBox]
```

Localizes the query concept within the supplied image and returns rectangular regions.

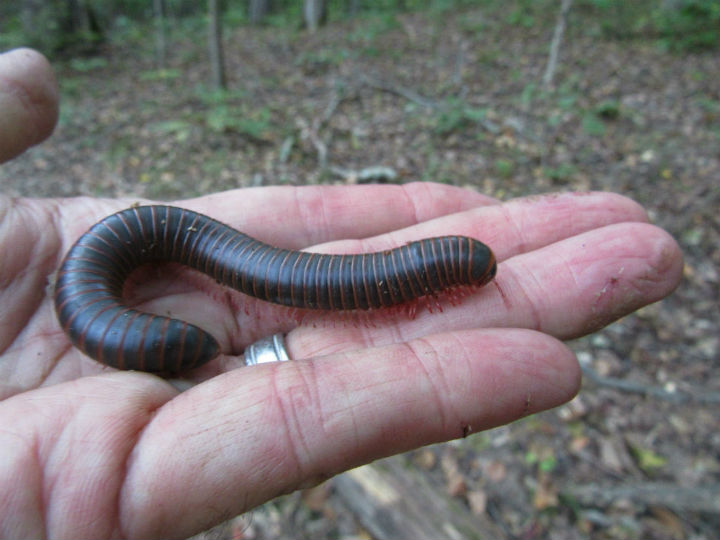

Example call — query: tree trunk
[249,0,271,25]
[21,0,45,38]
[347,0,362,16]
[154,0,167,68]
[304,0,327,33]
[208,0,227,90]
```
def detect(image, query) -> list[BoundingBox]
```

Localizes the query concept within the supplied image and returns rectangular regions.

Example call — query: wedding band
[244,333,291,366]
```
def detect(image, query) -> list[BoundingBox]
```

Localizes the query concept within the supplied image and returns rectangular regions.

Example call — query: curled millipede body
[54,205,497,372]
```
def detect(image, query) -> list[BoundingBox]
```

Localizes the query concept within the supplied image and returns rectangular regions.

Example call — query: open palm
[0,48,684,539]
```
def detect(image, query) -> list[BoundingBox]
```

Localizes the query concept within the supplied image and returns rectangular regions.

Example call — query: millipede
[53,205,497,372]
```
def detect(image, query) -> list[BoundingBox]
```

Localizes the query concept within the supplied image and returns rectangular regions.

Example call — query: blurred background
[1,1,718,538]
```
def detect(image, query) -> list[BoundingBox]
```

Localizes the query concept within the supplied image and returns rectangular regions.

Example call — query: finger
[54,182,498,252]
[291,220,683,359]
[494,221,684,338]
[307,190,649,257]
[0,373,177,539]
[119,191,652,369]
[0,48,59,163]
[220,191,650,356]
[440,221,683,339]
[120,328,579,538]
[183,181,500,247]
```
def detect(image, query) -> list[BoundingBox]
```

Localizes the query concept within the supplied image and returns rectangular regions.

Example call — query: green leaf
[539,455,557,473]
[69,57,108,72]
[631,445,668,472]
[494,159,515,179]
[582,112,606,136]
[140,69,182,81]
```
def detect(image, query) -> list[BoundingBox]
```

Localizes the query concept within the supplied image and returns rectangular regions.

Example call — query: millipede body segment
[54,205,497,372]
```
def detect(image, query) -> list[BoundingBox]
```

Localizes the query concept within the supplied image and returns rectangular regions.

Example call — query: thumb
[0,48,59,163]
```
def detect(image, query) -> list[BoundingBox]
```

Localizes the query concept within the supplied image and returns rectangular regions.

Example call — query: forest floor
[2,3,719,539]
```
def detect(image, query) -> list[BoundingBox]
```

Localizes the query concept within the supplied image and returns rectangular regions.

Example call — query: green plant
[507,8,535,28]
[295,48,351,71]
[582,111,606,136]
[69,57,108,72]
[520,83,538,107]
[543,163,578,182]
[348,13,400,44]
[433,98,488,135]
[654,0,720,51]
[195,86,248,105]
[593,99,621,120]
[494,159,515,179]
[0,13,24,50]
[525,450,558,472]
[587,0,720,51]
[206,105,273,139]
[140,68,182,81]
[630,444,668,474]
[148,120,194,142]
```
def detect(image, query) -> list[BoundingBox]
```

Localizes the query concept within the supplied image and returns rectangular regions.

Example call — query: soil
[2,5,718,539]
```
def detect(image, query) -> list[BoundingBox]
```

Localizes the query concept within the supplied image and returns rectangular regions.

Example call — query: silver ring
[244,333,291,366]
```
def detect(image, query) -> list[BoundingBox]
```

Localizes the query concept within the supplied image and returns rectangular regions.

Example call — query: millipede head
[468,239,497,287]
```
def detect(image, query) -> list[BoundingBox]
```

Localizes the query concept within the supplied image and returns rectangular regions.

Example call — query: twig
[543,0,573,89]
[329,165,398,184]
[452,37,467,88]
[361,74,439,110]
[360,74,500,134]
[320,88,343,126]
[295,82,353,171]
[581,363,720,405]
[566,482,720,513]
[295,117,327,169]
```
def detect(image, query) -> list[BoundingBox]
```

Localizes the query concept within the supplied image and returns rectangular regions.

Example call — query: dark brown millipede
[53,205,497,372]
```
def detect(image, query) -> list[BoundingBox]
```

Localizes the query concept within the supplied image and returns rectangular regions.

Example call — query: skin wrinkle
[34,433,48,540]
[405,336,462,435]
[400,182,424,226]
[360,309,410,351]
[31,345,65,390]
[42,395,78,536]
[5,334,50,394]
[311,358,366,464]
[231,377,328,499]
[328,347,416,451]
[0,201,60,356]
[294,186,331,247]
[0,428,47,538]
[497,262,544,332]
[546,243,586,316]
[279,361,322,468]
[265,363,308,488]
[303,354,357,454]
[116,379,181,539]
[496,200,530,256]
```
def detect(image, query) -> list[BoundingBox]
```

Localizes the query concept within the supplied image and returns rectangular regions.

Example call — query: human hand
[0,49,684,539]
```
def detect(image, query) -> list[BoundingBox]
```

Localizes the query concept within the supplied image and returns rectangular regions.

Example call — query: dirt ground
[2,4,718,539]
